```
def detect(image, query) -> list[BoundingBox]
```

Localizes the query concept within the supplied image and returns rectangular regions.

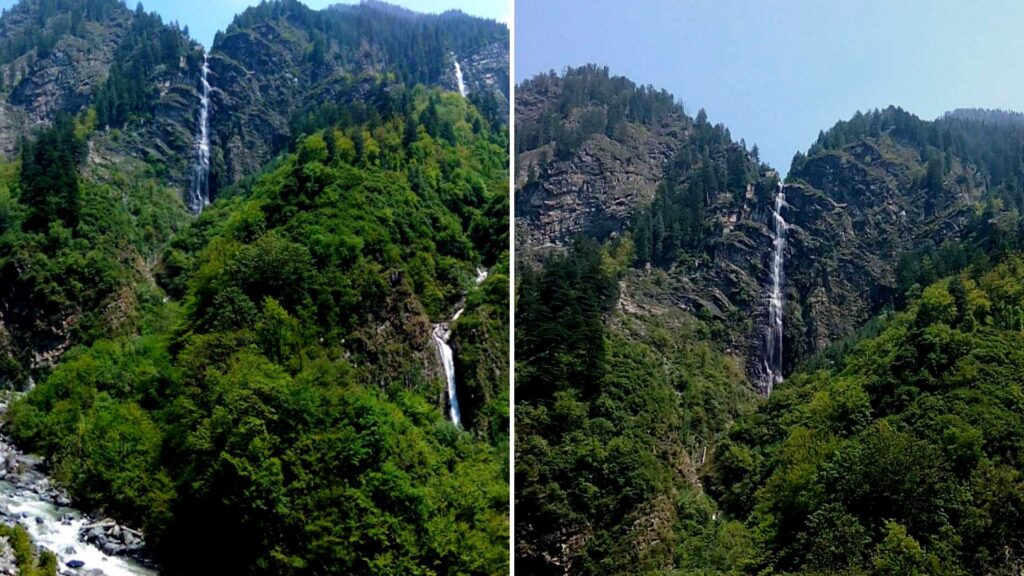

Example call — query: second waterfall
[433,268,489,428]
[763,182,787,395]
[187,54,212,214]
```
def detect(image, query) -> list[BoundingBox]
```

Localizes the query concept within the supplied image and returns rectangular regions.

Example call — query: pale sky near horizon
[0,0,510,48]
[516,0,1024,176]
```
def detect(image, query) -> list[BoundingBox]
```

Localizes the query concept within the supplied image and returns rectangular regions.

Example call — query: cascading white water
[763,182,787,395]
[432,268,489,427]
[0,401,154,575]
[187,54,212,214]
[432,323,462,427]
[453,56,467,97]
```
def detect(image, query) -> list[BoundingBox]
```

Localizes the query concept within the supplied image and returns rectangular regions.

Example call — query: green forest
[516,238,759,575]
[0,78,508,576]
[517,240,1024,576]
[708,255,1024,575]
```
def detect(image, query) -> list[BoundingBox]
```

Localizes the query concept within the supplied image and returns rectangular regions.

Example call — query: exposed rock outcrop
[0,0,202,185]
[516,70,996,387]
[781,135,983,368]
[209,0,509,188]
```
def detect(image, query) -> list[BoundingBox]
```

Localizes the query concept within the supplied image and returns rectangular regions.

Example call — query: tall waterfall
[187,54,212,214]
[763,182,787,395]
[432,323,462,428]
[433,268,489,427]
[453,56,467,97]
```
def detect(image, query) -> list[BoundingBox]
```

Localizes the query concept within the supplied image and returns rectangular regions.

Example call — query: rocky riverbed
[0,399,155,576]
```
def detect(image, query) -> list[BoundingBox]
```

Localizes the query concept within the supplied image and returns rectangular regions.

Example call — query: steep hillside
[0,0,203,184]
[515,67,772,573]
[8,83,510,575]
[515,65,1024,575]
[0,0,513,389]
[515,65,690,249]
[781,106,1024,372]
[208,0,509,188]
[707,256,1024,575]
[0,1,510,573]
[516,65,782,382]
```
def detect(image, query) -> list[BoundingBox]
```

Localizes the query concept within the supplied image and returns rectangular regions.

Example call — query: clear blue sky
[0,0,509,48]
[516,0,1024,176]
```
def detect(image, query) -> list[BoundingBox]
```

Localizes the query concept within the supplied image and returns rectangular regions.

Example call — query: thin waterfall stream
[763,182,787,395]
[187,53,212,214]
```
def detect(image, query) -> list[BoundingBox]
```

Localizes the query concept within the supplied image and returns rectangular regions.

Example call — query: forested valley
[0,0,511,574]
[516,65,1024,575]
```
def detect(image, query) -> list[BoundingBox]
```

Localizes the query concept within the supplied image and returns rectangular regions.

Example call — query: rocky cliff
[515,68,687,249]
[516,66,781,383]
[0,0,203,185]
[208,0,509,188]
[780,111,997,371]
[0,0,510,378]
[517,69,1021,387]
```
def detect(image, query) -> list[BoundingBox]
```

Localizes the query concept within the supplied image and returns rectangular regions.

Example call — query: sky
[0,0,510,48]
[516,0,1024,176]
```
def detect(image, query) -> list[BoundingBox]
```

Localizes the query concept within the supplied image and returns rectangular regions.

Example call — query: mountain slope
[0,0,203,183]
[0,1,510,573]
[515,64,1024,575]
[516,65,782,382]
[707,256,1024,575]
[9,84,510,575]
[780,106,1024,372]
[515,66,770,574]
[208,0,509,189]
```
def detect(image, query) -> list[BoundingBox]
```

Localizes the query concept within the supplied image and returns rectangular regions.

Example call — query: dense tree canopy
[226,0,507,91]
[515,65,683,158]
[708,255,1024,575]
[3,84,508,575]
[516,240,758,575]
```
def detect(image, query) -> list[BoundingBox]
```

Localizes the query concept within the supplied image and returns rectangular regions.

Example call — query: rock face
[781,135,983,369]
[0,0,127,155]
[0,0,509,383]
[209,0,509,188]
[453,41,510,109]
[515,67,781,382]
[515,71,689,248]
[0,0,202,185]
[516,123,685,248]
[8,19,128,122]
[516,70,1005,386]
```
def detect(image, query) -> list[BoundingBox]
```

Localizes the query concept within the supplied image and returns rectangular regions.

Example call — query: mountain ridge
[515,64,1024,574]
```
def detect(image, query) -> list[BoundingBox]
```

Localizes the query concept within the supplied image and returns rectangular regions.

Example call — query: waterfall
[433,268,489,427]
[187,54,212,214]
[763,182,787,395]
[453,56,467,97]
[432,323,462,428]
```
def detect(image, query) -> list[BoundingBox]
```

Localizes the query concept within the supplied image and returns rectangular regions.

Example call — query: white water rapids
[762,182,787,395]
[187,53,212,214]
[433,268,489,427]
[0,401,155,575]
